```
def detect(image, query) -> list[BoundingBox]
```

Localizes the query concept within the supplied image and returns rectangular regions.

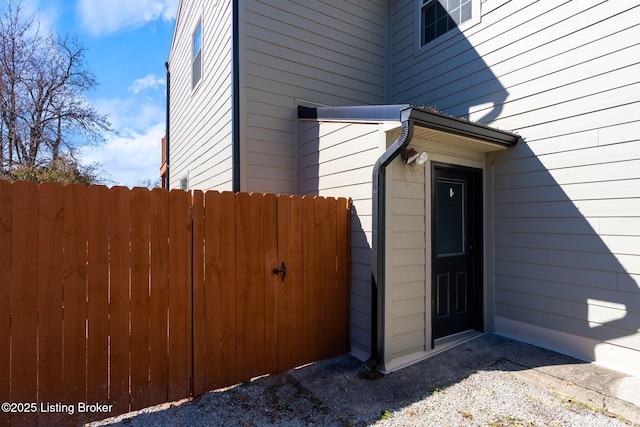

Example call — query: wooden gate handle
[273,262,286,282]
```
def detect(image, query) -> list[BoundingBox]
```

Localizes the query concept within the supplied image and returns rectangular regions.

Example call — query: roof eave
[298,105,519,148]
[406,106,519,148]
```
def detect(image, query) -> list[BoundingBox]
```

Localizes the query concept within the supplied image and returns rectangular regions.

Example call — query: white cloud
[80,122,164,187]
[129,74,166,94]
[84,91,166,186]
[92,96,164,133]
[77,0,179,35]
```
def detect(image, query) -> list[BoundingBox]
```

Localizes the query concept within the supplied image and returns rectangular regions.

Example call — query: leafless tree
[0,0,111,178]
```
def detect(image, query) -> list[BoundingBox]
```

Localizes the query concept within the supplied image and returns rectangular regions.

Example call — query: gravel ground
[88,361,634,427]
[87,372,341,427]
[87,335,639,426]
[374,360,629,427]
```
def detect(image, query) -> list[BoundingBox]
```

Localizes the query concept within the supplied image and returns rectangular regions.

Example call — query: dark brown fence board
[191,190,206,396]
[168,190,191,401]
[0,180,11,427]
[37,182,65,426]
[109,186,131,416]
[86,185,110,408]
[11,181,39,426]
[203,191,222,391]
[130,188,152,410]
[63,184,90,424]
[149,188,169,406]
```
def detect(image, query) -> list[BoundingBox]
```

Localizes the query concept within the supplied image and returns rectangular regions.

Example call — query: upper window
[192,20,202,88]
[421,0,474,46]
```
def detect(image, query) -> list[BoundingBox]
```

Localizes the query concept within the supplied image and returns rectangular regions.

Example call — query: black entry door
[432,164,483,342]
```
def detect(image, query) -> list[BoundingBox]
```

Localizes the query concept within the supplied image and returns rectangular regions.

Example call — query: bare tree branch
[0,0,112,178]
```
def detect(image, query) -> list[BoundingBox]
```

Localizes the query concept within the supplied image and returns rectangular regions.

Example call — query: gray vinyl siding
[299,120,385,357]
[242,0,387,194]
[387,157,426,360]
[169,1,233,191]
[391,0,640,360]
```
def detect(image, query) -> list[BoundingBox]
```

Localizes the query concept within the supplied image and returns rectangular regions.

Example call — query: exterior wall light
[401,147,428,165]
[409,151,428,165]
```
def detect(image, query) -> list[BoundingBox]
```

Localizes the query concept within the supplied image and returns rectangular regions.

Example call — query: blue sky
[35,0,179,187]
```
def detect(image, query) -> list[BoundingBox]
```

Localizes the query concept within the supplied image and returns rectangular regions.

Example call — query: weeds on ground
[556,394,627,424]
[488,415,535,426]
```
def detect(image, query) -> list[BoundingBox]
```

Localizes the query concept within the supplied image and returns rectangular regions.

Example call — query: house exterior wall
[170,0,387,193]
[241,0,387,194]
[390,0,640,375]
[384,132,487,372]
[299,119,388,358]
[169,0,640,376]
[168,1,234,191]
[386,143,427,362]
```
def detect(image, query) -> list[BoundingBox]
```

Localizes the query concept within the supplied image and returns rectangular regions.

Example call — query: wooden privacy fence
[0,180,351,426]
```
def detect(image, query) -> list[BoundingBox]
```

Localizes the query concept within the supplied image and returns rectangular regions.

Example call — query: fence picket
[168,189,191,401]
[149,188,169,405]
[109,186,131,416]
[235,192,253,381]
[302,196,317,363]
[263,193,279,374]
[63,184,89,425]
[337,198,351,352]
[277,195,293,372]
[87,185,110,409]
[290,195,304,367]
[326,197,339,357]
[220,191,238,386]
[314,197,328,359]
[130,188,152,410]
[0,181,11,427]
[204,191,222,390]
[191,190,206,396]
[37,182,65,426]
[11,181,39,426]
[249,193,266,378]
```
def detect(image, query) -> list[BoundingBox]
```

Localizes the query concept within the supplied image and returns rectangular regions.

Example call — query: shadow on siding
[492,139,640,367]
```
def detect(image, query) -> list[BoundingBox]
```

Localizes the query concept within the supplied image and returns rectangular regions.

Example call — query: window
[180,176,188,191]
[420,0,475,46]
[192,20,202,88]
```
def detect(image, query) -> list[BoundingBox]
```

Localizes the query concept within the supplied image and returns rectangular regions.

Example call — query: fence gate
[190,190,351,395]
[0,181,351,426]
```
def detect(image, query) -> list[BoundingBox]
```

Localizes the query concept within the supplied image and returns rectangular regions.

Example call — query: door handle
[273,262,286,282]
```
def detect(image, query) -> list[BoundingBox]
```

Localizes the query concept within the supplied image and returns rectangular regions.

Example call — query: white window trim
[415,0,481,51]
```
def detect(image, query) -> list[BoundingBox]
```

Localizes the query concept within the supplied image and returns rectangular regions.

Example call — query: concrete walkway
[290,333,640,425]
